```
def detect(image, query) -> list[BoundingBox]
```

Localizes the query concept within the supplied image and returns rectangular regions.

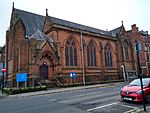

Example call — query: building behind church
[5,5,150,87]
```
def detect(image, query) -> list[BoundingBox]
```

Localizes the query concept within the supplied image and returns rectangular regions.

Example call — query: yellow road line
[123,108,140,113]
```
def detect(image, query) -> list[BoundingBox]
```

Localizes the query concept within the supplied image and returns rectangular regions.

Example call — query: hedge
[3,86,47,95]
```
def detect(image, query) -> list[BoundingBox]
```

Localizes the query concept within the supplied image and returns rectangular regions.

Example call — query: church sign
[16,73,27,82]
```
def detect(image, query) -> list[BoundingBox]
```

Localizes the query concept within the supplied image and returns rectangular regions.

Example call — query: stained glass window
[104,45,112,67]
[65,38,77,66]
[124,46,129,60]
[87,41,97,66]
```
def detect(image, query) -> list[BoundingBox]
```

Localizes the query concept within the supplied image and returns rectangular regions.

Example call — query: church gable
[109,22,127,39]
[24,29,59,66]
[39,41,60,66]
[41,41,53,53]
[30,30,58,58]
[13,8,45,36]
[109,27,122,37]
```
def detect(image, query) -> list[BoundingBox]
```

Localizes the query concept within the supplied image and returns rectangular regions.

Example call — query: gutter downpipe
[80,31,85,86]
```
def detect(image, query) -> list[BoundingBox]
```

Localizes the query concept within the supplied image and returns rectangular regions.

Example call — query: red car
[120,78,150,103]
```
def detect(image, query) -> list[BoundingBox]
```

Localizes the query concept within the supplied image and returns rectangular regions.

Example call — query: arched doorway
[39,52,57,81]
[39,62,48,80]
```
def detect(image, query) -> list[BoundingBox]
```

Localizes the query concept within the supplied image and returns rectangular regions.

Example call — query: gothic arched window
[87,41,96,66]
[65,38,77,66]
[124,46,129,60]
[104,45,112,67]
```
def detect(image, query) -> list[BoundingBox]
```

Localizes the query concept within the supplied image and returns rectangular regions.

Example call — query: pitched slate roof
[140,30,149,36]
[108,26,122,37]
[48,16,111,37]
[15,8,45,36]
[14,8,118,38]
[30,29,54,43]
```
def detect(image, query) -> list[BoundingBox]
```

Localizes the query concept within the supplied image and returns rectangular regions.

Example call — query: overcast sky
[0,0,150,46]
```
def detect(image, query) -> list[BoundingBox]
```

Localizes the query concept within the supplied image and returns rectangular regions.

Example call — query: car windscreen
[129,79,150,86]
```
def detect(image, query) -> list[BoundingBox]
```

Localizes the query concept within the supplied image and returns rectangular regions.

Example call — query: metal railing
[52,73,121,86]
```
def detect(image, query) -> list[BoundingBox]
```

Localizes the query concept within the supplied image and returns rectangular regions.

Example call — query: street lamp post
[121,65,126,82]
[80,31,85,86]
[135,40,146,111]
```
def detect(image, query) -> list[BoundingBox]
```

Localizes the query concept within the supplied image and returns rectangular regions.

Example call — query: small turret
[46,9,48,16]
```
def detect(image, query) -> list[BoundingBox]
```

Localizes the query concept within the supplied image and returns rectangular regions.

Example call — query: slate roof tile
[14,8,117,38]
[109,27,122,37]
[49,16,111,37]
[15,8,45,36]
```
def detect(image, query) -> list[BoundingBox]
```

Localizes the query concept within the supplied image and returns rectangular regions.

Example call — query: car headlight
[136,90,145,94]
[136,90,142,94]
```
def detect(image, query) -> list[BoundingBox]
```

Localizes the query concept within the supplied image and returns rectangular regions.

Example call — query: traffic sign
[1,68,6,72]
[69,72,76,78]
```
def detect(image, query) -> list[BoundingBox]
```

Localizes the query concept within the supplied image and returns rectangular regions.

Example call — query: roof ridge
[49,16,105,31]
[109,26,122,32]
[14,8,45,17]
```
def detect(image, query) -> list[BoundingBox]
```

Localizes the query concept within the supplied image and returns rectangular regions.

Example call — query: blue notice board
[16,73,27,82]
[69,72,76,78]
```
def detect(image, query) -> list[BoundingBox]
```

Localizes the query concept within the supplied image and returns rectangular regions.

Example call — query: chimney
[131,24,138,32]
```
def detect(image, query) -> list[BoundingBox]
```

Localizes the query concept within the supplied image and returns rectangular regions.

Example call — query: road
[0,83,149,113]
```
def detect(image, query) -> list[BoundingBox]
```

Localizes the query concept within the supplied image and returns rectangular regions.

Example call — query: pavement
[8,82,118,98]
[0,91,6,98]
[0,82,118,98]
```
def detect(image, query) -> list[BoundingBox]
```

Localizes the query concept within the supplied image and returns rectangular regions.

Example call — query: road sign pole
[2,63,5,94]
[135,40,146,112]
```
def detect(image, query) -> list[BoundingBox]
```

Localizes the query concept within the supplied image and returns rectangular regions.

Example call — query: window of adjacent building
[87,41,96,66]
[124,46,129,60]
[104,45,112,67]
[144,44,147,51]
[65,38,77,66]
[146,53,150,62]
[148,63,150,72]
[134,40,142,52]
[144,44,150,52]
[145,46,148,51]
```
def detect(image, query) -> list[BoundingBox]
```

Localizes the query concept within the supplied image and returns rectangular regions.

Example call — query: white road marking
[87,102,119,112]
[119,104,139,109]
[49,99,57,101]
[74,91,102,97]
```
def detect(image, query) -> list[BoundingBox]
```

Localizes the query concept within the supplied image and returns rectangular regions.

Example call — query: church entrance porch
[38,61,58,87]
[39,62,48,80]
[38,52,57,84]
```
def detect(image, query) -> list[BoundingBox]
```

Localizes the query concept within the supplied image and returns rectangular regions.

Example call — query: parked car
[120,78,150,103]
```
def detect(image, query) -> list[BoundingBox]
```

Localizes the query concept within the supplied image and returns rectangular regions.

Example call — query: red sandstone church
[5,4,150,87]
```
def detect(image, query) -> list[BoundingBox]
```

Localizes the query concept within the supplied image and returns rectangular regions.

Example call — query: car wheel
[145,93,150,103]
